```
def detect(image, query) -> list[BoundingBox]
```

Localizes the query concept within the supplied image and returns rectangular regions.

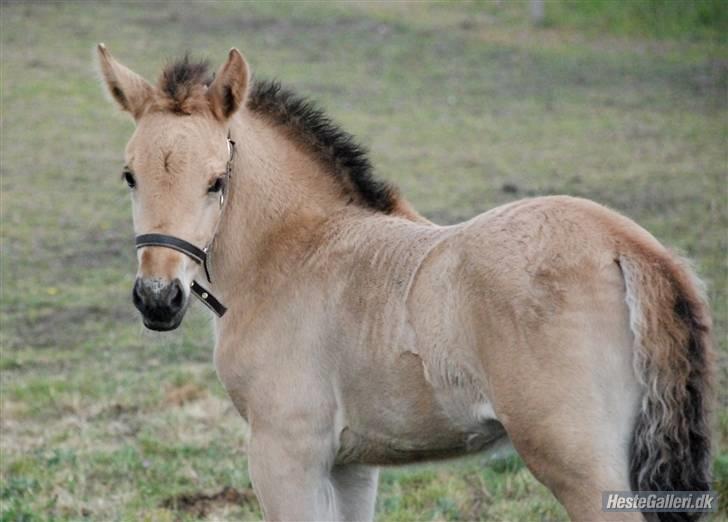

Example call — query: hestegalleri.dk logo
[602,491,718,513]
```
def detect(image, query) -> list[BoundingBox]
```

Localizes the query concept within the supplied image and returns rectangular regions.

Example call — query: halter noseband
[133,135,235,318]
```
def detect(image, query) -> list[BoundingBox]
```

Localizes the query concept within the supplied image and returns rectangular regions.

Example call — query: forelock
[154,54,213,115]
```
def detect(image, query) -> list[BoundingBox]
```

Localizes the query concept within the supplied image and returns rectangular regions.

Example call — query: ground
[1,1,726,521]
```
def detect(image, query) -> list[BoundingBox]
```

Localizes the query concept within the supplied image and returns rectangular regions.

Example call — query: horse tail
[619,249,716,521]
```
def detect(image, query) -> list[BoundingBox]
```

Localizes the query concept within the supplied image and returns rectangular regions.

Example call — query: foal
[97,46,715,521]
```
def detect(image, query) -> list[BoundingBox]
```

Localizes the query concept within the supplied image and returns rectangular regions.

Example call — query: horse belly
[334,353,508,466]
[336,414,507,466]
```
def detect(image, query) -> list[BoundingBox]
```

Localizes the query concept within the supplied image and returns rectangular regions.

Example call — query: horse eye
[208,177,225,194]
[123,170,136,189]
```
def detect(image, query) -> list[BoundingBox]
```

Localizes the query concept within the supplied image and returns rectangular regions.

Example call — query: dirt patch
[501,182,520,195]
[90,401,140,420]
[7,302,136,350]
[164,383,207,407]
[160,486,257,518]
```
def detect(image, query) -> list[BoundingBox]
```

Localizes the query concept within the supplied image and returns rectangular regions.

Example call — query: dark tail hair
[620,252,715,522]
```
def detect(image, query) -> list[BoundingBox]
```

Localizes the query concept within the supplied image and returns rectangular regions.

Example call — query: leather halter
[134,135,235,317]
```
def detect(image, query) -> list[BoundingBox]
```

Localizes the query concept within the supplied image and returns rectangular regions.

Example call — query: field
[1,1,726,520]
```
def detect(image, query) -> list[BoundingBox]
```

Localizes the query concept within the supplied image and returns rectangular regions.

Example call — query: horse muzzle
[135,234,227,318]
[132,277,188,331]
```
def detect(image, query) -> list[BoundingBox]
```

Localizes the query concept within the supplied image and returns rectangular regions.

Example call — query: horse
[96,45,715,521]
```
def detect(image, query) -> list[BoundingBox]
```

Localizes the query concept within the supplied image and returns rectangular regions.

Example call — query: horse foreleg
[247,426,339,521]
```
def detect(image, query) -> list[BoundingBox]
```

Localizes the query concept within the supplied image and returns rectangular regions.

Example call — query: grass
[543,0,727,41]
[1,1,726,520]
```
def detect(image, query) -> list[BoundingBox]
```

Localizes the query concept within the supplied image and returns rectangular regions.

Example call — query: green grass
[1,1,726,520]
[544,0,727,42]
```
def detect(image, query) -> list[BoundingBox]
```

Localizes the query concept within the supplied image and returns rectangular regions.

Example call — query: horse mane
[157,57,399,214]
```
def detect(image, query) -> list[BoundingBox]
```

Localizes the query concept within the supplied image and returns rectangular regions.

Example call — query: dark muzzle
[135,233,227,317]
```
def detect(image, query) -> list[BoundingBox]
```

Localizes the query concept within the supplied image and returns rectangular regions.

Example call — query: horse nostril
[169,280,184,309]
[132,278,145,310]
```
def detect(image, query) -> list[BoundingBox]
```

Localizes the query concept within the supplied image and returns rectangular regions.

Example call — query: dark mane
[247,80,398,213]
[157,56,398,213]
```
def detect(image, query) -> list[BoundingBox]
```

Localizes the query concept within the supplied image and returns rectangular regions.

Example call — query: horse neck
[208,110,350,300]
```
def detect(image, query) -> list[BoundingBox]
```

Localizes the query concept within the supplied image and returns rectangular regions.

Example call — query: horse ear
[207,48,250,121]
[96,43,153,120]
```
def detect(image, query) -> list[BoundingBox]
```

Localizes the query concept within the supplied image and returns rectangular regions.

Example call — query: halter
[134,134,235,317]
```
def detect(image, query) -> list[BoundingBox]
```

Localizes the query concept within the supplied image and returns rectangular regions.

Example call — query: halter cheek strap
[190,281,227,316]
[133,135,235,318]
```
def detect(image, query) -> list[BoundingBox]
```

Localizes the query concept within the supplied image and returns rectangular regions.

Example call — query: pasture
[1,1,726,520]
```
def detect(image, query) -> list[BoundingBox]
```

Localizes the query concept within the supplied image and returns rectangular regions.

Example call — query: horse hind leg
[500,353,644,521]
[489,283,644,519]
[505,405,644,522]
